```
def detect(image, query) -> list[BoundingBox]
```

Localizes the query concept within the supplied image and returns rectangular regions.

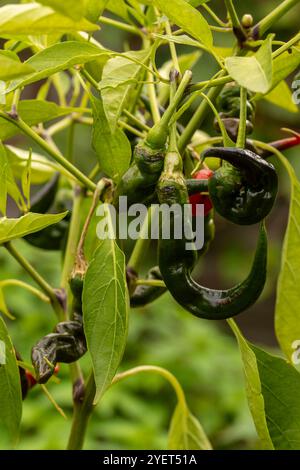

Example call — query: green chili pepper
[25,186,73,250]
[157,148,268,320]
[215,84,256,140]
[203,147,278,225]
[31,312,86,384]
[130,266,167,308]
[30,173,59,214]
[114,70,192,207]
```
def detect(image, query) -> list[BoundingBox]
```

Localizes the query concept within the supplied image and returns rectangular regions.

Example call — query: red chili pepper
[25,370,37,388]
[189,169,214,216]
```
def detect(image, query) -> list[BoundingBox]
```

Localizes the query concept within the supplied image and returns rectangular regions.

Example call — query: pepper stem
[146,70,192,150]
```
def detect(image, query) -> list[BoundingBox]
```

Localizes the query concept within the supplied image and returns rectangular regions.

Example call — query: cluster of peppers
[126,78,278,319]
[25,73,281,386]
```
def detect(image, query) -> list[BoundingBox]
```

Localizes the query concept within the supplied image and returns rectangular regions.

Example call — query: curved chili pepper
[203,147,278,225]
[157,149,268,320]
[130,266,167,308]
[25,187,72,250]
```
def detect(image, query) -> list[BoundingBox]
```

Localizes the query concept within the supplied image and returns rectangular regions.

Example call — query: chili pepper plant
[0,0,300,451]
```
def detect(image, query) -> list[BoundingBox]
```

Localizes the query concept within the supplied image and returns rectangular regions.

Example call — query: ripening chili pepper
[157,147,268,320]
[130,266,167,308]
[202,147,278,225]
[188,169,213,216]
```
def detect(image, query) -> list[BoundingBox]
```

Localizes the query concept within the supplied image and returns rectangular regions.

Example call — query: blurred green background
[1,0,300,450]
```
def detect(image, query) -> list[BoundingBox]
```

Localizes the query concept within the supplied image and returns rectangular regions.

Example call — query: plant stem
[165,20,180,72]
[128,207,154,272]
[60,186,84,293]
[225,0,247,42]
[99,15,143,37]
[189,75,232,92]
[202,3,229,27]
[112,366,186,407]
[147,70,192,145]
[135,279,165,287]
[0,111,96,192]
[147,69,161,124]
[178,73,226,152]
[67,372,96,450]
[123,109,150,131]
[236,87,247,148]
[253,0,300,39]
[272,31,300,59]
[0,279,50,304]
[4,242,64,319]
[118,120,145,138]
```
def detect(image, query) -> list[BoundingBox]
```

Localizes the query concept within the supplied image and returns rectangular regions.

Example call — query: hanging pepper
[25,185,73,250]
[31,312,86,384]
[114,70,192,207]
[203,147,278,225]
[214,83,256,140]
[157,146,268,320]
[130,266,167,308]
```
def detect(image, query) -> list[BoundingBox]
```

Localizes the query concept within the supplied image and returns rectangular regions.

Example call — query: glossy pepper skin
[203,147,278,225]
[157,151,268,320]
[25,186,72,250]
[130,266,166,308]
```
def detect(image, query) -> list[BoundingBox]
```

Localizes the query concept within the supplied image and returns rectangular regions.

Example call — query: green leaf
[7,41,108,92]
[0,316,22,449]
[92,96,131,182]
[253,345,300,450]
[0,100,79,140]
[225,36,273,93]
[100,49,151,130]
[83,225,129,403]
[153,0,213,47]
[228,319,274,450]
[86,0,109,22]
[261,80,298,113]
[0,211,68,245]
[106,0,130,22]
[0,50,35,81]
[272,47,300,91]
[6,146,57,185]
[0,142,25,213]
[38,0,87,21]
[168,403,212,450]
[0,3,98,37]
[275,158,300,362]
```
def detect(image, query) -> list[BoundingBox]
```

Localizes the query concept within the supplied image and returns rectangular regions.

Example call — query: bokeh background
[1,0,300,450]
